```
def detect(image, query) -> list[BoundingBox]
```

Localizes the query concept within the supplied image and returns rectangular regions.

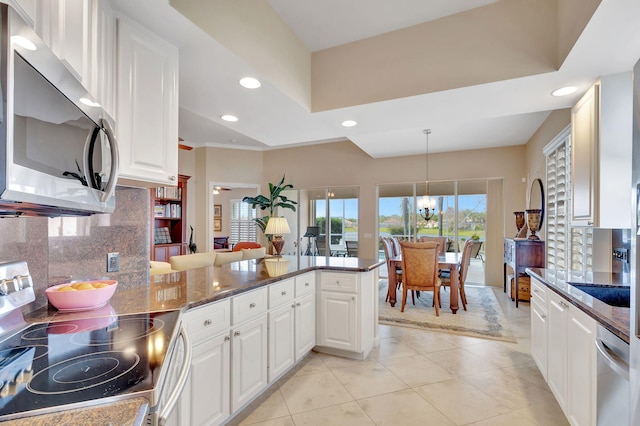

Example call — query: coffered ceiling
[111,0,640,158]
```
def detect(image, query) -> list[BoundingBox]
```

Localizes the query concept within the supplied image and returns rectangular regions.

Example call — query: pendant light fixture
[418,129,436,221]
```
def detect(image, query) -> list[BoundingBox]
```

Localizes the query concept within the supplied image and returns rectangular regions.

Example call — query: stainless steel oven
[0,261,191,423]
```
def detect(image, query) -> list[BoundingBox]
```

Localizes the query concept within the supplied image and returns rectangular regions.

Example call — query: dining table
[388,251,461,314]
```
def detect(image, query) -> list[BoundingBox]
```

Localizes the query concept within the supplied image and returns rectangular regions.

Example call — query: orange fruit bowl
[45,280,118,311]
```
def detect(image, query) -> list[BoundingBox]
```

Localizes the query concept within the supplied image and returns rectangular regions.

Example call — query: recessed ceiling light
[79,97,101,107]
[551,86,577,97]
[341,120,357,127]
[239,77,261,89]
[11,36,36,51]
[221,114,238,122]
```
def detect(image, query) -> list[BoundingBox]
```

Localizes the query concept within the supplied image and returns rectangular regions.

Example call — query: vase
[513,211,525,237]
[526,209,542,241]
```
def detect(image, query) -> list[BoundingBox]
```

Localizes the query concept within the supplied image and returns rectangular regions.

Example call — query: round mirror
[528,178,544,230]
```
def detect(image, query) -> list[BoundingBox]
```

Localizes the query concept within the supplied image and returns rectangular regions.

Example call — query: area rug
[378,281,517,343]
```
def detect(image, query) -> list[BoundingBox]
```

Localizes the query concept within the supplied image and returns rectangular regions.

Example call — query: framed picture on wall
[214,218,222,231]
[214,204,222,218]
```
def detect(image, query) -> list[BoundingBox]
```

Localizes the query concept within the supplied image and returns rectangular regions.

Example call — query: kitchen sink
[570,284,631,308]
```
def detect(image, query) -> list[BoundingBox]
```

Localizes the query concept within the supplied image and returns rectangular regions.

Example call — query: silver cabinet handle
[281,291,287,296]
[292,304,296,308]
[541,314,546,319]
[204,319,212,326]
[296,302,301,307]
[234,331,241,336]
[305,282,310,287]
[224,335,230,341]
[169,175,176,181]
[559,300,569,309]
[533,288,539,293]
[352,296,355,301]
[249,303,256,308]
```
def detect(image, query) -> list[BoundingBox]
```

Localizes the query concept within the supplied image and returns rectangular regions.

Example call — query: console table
[504,238,545,307]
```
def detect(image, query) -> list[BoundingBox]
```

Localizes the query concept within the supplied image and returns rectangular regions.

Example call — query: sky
[316,195,487,219]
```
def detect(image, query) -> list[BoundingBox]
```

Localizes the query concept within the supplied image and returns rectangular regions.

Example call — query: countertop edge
[525,268,630,344]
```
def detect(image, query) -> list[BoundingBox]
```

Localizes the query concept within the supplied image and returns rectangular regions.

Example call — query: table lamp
[265,217,291,256]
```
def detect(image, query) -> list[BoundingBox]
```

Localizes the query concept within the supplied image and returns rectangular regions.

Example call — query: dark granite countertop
[18,255,383,425]
[27,255,384,323]
[525,268,630,343]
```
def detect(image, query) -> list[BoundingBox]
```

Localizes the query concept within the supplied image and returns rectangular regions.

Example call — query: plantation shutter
[230,200,257,245]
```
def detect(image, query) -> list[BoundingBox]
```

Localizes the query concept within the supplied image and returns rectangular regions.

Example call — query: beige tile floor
[229,268,569,426]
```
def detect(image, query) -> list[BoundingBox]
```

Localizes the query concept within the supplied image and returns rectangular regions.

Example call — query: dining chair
[399,241,441,315]
[382,238,402,302]
[439,238,473,310]
[419,236,446,255]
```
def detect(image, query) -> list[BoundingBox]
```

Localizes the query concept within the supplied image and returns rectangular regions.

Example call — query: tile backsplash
[0,186,150,312]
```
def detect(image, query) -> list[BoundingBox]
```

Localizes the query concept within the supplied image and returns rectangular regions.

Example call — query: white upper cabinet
[571,72,632,228]
[48,0,92,85]
[115,14,179,187]
[89,0,115,119]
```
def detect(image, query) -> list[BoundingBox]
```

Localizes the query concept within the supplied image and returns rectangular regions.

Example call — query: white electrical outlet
[107,253,120,272]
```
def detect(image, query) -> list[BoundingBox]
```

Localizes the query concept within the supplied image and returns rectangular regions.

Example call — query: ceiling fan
[212,185,232,195]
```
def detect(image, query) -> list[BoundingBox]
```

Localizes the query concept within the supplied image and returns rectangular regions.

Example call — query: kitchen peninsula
[18,256,383,425]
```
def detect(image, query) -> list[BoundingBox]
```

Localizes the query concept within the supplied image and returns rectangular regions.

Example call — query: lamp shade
[265,217,290,235]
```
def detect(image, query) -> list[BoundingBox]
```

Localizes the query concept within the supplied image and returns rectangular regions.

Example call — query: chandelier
[417,129,436,221]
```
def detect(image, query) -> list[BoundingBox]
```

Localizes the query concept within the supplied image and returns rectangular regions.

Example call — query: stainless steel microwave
[0,4,118,217]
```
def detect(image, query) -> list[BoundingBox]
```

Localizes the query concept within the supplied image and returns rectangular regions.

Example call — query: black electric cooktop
[0,309,180,421]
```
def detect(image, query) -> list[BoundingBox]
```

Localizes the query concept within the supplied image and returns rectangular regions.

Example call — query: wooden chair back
[399,241,442,314]
[459,239,475,284]
[419,236,447,255]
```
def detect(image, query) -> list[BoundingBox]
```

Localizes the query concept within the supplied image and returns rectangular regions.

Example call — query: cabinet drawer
[268,279,295,308]
[184,299,230,342]
[295,273,316,297]
[232,287,268,325]
[530,278,548,305]
[321,272,357,293]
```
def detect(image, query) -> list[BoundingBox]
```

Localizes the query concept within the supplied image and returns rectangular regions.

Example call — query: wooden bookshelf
[150,174,190,262]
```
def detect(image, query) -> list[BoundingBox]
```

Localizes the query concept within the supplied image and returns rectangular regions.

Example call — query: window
[230,200,257,245]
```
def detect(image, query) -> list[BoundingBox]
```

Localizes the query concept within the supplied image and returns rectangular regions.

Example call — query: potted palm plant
[242,175,297,239]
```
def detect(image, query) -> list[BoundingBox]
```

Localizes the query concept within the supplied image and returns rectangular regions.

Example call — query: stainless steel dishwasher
[596,324,629,425]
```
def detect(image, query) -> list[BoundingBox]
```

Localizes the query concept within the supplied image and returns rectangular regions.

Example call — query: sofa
[168,246,268,271]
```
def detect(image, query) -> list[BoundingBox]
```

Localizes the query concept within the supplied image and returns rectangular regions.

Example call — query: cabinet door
[567,308,597,426]
[571,83,599,227]
[89,0,115,118]
[530,297,547,379]
[295,292,316,360]
[116,15,179,186]
[49,0,92,84]
[268,304,295,382]
[181,332,231,426]
[547,292,569,414]
[318,291,358,352]
[231,315,268,412]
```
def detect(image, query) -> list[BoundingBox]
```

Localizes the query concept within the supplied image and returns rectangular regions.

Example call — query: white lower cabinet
[318,290,358,352]
[547,291,569,412]
[317,271,374,359]
[530,277,597,426]
[268,303,295,382]
[295,292,316,359]
[567,303,597,426]
[231,314,268,412]
[180,299,231,426]
[178,270,373,423]
[530,279,548,378]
